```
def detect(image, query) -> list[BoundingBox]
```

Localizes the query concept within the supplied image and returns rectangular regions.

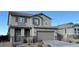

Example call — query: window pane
[18,17,25,23]
[33,18,40,26]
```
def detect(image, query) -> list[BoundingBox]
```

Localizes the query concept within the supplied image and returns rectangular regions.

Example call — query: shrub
[0,35,9,42]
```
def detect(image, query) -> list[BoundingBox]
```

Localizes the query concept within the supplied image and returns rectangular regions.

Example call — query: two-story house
[8,11,57,45]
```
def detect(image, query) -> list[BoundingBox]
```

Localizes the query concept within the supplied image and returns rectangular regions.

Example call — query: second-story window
[33,18,40,26]
[18,17,25,23]
[16,16,27,23]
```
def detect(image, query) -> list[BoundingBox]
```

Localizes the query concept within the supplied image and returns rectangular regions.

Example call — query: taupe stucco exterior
[8,11,56,44]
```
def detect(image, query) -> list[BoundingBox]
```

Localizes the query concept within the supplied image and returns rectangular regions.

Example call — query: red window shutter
[25,17,27,23]
[16,16,18,22]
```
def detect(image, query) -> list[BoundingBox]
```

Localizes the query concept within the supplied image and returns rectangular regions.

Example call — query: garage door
[37,31,54,40]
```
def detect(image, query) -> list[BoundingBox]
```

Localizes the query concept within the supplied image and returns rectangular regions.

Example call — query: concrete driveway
[43,40,79,47]
[0,40,79,47]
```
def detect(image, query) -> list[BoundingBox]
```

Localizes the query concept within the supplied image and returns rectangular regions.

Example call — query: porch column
[30,27,35,43]
[21,28,24,36]
[21,29,24,42]
[30,27,35,36]
[10,28,15,44]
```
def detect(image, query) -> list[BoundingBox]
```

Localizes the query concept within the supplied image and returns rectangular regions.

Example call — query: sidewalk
[0,42,12,47]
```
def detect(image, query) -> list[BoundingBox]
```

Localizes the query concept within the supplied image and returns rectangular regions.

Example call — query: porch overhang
[9,26,32,29]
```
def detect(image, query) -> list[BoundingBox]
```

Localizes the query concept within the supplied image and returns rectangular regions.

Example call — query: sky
[0,11,79,35]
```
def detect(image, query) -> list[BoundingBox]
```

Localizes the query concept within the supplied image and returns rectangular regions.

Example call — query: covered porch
[10,27,37,46]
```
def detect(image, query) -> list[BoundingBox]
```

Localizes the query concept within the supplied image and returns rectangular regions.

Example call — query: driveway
[43,40,79,47]
[0,40,79,47]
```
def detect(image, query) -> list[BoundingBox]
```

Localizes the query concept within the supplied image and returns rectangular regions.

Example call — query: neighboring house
[55,23,79,43]
[8,11,57,45]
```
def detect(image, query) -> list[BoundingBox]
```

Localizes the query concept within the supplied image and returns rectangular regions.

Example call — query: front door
[25,29,30,37]
[15,29,21,42]
[23,29,30,43]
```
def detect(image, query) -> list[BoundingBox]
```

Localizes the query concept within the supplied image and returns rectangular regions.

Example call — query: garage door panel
[37,31,54,40]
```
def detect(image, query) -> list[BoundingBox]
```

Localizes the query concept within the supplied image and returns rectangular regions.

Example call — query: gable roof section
[55,23,79,29]
[32,13,52,20]
[72,24,79,27]
[9,12,52,19]
[54,22,74,29]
